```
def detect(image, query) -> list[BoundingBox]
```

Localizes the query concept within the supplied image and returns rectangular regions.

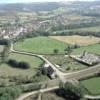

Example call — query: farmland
[81,77,100,95]
[50,35,100,46]
[0,1,100,100]
[72,43,100,55]
[15,36,67,54]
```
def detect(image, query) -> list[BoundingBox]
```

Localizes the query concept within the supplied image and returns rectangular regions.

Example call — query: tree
[59,81,84,100]
[7,59,30,69]
[1,45,10,63]
[0,87,22,100]
[64,45,72,56]
[18,61,30,69]
[53,49,59,54]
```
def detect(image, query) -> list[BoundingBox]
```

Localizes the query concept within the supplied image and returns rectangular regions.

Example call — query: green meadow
[15,37,68,54]
[81,77,100,95]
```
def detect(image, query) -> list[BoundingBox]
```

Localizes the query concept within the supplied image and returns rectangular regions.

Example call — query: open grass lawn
[0,53,43,77]
[46,55,88,72]
[81,77,100,95]
[72,43,100,55]
[15,37,67,54]
[49,36,100,46]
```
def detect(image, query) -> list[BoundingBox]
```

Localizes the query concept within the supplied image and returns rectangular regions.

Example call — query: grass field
[72,43,100,55]
[15,37,67,54]
[81,77,100,95]
[49,36,100,46]
[0,53,43,77]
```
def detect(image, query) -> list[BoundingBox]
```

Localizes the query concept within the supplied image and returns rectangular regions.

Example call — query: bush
[18,61,30,69]
[59,81,84,100]
[7,59,18,67]
[21,83,41,92]
[0,86,22,100]
[53,49,59,54]
[7,59,30,69]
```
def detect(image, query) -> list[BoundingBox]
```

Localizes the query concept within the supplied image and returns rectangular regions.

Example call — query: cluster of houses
[71,51,100,66]
[0,26,28,38]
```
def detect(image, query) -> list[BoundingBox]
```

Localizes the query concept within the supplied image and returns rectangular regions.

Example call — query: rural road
[84,95,100,100]
[16,86,59,100]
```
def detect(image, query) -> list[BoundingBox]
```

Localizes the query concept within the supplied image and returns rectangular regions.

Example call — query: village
[0,1,100,100]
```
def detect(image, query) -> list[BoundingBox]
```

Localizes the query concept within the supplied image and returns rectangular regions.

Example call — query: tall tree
[64,45,72,56]
[59,81,84,100]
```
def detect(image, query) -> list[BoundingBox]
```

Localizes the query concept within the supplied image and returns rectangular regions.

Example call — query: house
[43,63,56,79]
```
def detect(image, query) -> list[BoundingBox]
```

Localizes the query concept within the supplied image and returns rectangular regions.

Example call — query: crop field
[72,43,100,55]
[81,77,100,95]
[15,37,67,54]
[49,36,100,46]
[0,53,43,78]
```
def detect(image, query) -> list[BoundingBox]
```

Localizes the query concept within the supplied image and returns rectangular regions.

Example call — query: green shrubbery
[21,83,41,92]
[0,86,22,100]
[7,59,30,69]
[0,83,41,100]
[59,81,85,100]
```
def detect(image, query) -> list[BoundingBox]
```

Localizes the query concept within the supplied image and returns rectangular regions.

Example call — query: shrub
[53,49,59,54]
[7,59,18,67]
[18,61,30,69]
[21,83,41,92]
[0,86,22,100]
[7,59,30,69]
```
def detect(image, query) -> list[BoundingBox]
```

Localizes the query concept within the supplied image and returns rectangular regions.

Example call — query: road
[16,86,59,100]
[64,64,100,80]
[84,95,100,100]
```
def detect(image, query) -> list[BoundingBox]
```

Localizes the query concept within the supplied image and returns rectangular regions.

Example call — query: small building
[43,63,56,79]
